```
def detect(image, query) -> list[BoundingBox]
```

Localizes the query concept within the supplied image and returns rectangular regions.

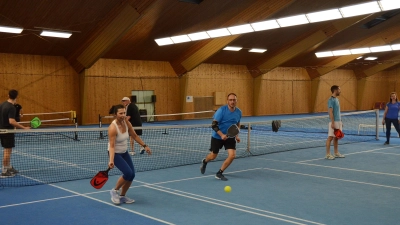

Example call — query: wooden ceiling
[1,0,400,77]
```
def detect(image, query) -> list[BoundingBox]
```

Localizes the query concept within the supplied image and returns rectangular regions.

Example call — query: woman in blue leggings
[108,104,151,204]
[382,92,400,145]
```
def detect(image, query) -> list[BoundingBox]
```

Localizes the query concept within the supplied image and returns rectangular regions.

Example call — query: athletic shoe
[0,170,15,178]
[130,151,135,156]
[200,159,207,174]
[110,189,121,205]
[334,153,345,158]
[8,167,19,174]
[384,141,389,145]
[325,154,335,160]
[120,196,135,204]
[215,173,228,181]
[140,146,145,154]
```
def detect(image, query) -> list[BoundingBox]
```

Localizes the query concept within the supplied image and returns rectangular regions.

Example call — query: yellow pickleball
[224,186,231,193]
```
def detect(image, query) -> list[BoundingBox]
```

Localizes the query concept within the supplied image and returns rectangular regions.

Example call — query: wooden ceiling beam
[67,0,156,74]
[169,0,295,76]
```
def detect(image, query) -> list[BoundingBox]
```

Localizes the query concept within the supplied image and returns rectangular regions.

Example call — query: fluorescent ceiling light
[391,44,400,50]
[40,30,72,38]
[250,20,280,31]
[223,46,242,51]
[227,24,254,35]
[0,26,23,34]
[170,35,191,44]
[365,57,378,60]
[332,49,351,56]
[249,48,267,53]
[315,51,333,58]
[339,2,381,18]
[356,56,363,59]
[306,9,343,23]
[277,14,309,27]
[379,0,400,11]
[188,31,210,41]
[155,37,174,46]
[350,48,371,54]
[370,45,392,52]
[206,28,231,38]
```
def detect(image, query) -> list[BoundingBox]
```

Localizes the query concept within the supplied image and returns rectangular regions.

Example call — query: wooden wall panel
[84,59,180,124]
[254,68,310,115]
[0,53,79,123]
[313,70,357,112]
[183,64,253,116]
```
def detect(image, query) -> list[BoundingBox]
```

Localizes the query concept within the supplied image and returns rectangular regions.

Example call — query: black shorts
[209,137,236,154]
[0,133,15,148]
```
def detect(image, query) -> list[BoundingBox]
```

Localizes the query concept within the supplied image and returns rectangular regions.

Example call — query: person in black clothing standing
[14,103,23,122]
[121,97,143,155]
[0,90,30,178]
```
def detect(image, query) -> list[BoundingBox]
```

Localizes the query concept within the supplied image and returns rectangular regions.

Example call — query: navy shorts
[209,137,236,154]
[0,133,15,148]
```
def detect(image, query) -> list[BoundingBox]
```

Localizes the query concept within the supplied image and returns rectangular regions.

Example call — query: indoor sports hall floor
[1,111,399,225]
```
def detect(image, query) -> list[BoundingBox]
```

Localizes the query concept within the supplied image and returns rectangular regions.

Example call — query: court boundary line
[296,145,399,163]
[263,167,400,190]
[141,183,323,225]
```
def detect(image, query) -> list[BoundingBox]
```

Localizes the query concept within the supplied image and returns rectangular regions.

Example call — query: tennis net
[0,110,378,187]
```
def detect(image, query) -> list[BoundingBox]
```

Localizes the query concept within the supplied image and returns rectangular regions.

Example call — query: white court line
[297,145,399,163]
[263,168,400,190]
[257,158,400,177]
[143,185,316,225]
[371,152,400,156]
[137,181,324,225]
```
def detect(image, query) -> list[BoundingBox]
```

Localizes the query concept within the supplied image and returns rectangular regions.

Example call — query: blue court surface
[1,111,399,225]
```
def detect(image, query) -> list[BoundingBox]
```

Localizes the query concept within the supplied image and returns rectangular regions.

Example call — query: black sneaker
[384,141,389,145]
[200,159,207,174]
[215,173,228,181]
[8,167,19,174]
[0,170,15,178]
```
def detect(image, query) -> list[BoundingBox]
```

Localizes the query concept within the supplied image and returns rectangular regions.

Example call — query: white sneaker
[110,189,120,205]
[130,151,135,156]
[120,196,135,204]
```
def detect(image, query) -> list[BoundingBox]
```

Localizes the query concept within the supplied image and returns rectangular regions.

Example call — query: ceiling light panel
[277,14,309,27]
[227,24,254,35]
[40,30,72,38]
[370,45,392,52]
[223,46,242,51]
[250,20,280,31]
[332,49,351,56]
[350,48,371,54]
[379,0,400,11]
[339,2,381,18]
[365,57,378,60]
[391,44,400,50]
[170,35,191,43]
[0,26,23,34]
[206,28,231,38]
[154,37,174,46]
[315,51,334,58]
[249,48,267,53]
[306,9,343,23]
[188,31,210,41]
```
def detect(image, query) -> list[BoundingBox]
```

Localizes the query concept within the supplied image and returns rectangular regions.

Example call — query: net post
[247,122,251,155]
[375,109,379,140]
[99,114,104,139]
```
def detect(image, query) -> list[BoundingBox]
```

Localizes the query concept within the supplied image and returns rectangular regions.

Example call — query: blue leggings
[113,151,135,181]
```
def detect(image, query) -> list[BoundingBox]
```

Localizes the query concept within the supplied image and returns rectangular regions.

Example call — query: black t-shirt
[14,104,22,119]
[0,101,16,129]
[126,103,142,127]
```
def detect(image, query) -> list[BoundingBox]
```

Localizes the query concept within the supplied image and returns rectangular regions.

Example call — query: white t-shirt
[108,120,129,153]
